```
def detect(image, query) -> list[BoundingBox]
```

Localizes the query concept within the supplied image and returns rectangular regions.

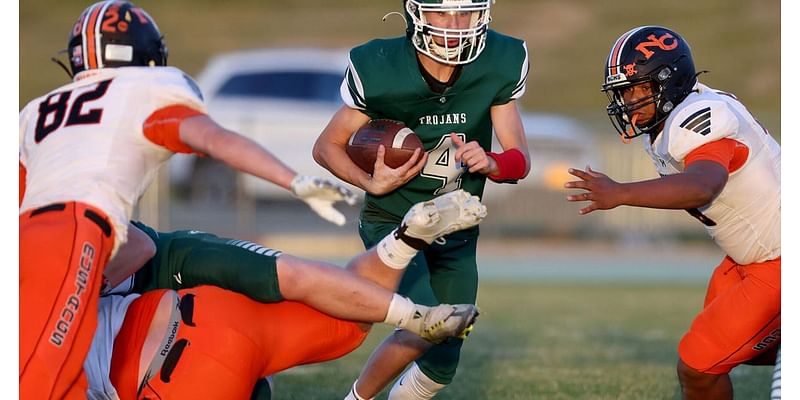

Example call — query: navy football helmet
[66,1,167,76]
[602,26,698,139]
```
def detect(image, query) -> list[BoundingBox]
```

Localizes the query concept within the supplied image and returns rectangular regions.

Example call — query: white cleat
[400,190,487,246]
[419,304,480,344]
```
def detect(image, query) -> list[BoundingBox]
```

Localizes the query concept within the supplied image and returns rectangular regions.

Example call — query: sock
[344,380,373,400]
[771,347,781,400]
[388,363,446,400]
[383,294,425,330]
[376,230,418,269]
[252,376,273,400]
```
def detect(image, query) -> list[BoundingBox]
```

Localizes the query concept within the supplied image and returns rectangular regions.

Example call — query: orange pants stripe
[678,256,781,374]
[20,202,115,399]
[111,286,369,399]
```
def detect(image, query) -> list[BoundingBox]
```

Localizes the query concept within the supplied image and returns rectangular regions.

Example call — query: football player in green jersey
[313,1,531,398]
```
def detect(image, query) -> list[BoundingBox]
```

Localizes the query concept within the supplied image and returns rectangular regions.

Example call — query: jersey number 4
[421,133,466,195]
[34,79,113,143]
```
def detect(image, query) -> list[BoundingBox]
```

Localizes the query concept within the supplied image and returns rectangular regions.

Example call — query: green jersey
[343,30,529,221]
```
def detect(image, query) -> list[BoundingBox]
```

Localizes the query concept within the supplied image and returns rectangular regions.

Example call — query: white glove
[290,175,357,226]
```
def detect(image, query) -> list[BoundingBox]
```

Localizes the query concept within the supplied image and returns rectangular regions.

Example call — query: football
[346,119,424,174]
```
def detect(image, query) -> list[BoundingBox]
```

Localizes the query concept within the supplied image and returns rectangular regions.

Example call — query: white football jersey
[84,294,140,400]
[19,66,206,250]
[643,82,781,264]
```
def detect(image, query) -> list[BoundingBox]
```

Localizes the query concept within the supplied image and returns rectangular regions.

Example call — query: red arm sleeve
[684,138,749,173]
[486,148,527,183]
[143,105,207,155]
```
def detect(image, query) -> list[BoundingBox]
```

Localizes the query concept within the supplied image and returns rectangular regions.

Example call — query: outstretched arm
[179,115,296,190]
[179,114,355,225]
[565,160,728,215]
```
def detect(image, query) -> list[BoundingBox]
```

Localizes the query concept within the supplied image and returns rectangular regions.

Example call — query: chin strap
[621,114,639,144]
[50,49,74,79]
[382,11,405,24]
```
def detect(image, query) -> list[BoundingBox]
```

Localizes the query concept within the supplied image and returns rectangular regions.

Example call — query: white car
[170,48,596,202]
[169,47,351,201]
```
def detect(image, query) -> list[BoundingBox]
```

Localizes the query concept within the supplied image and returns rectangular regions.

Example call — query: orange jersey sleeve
[684,138,749,173]
[19,161,26,206]
[143,105,207,155]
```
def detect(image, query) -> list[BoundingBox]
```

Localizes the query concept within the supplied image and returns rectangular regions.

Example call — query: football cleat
[419,303,480,344]
[397,189,487,248]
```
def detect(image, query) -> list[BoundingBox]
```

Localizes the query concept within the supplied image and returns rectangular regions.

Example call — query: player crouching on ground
[85,190,485,399]
[565,26,779,400]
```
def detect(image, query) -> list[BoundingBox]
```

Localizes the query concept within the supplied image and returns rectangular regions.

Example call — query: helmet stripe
[94,1,115,69]
[83,2,105,69]
[79,5,96,70]
[608,27,643,75]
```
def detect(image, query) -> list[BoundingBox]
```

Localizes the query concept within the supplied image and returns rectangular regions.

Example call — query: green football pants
[359,219,479,384]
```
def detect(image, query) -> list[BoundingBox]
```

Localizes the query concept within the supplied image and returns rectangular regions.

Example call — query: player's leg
[347,249,437,400]
[388,235,480,399]
[250,376,274,400]
[128,228,393,320]
[20,202,115,399]
[674,254,741,400]
[676,359,732,400]
[771,346,781,400]
[348,200,484,400]
[131,192,482,339]
[677,256,780,400]
[276,255,397,325]
[281,190,485,341]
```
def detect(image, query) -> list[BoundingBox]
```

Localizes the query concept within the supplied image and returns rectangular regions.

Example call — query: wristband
[486,148,527,183]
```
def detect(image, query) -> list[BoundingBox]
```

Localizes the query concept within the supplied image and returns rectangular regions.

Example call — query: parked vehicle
[169,47,351,202]
[170,48,597,204]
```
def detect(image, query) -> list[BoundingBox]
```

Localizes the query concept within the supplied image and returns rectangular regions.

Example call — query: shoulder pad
[147,67,207,113]
[181,73,204,102]
[665,99,739,162]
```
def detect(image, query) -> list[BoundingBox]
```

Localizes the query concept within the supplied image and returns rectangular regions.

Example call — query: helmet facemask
[603,68,675,140]
[405,0,491,65]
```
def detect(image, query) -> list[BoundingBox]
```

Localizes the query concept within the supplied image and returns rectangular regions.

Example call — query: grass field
[18,2,779,398]
[272,282,772,399]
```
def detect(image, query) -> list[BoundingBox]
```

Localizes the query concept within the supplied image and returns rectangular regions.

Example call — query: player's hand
[291,175,357,226]
[451,133,496,175]
[564,166,624,215]
[367,145,428,196]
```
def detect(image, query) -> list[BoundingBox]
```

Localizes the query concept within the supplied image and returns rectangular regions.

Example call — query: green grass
[20,0,779,137]
[272,282,772,399]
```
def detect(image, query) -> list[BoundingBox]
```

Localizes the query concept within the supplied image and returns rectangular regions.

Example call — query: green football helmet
[404,0,492,65]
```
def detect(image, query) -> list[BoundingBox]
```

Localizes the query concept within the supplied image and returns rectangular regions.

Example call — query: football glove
[290,175,357,226]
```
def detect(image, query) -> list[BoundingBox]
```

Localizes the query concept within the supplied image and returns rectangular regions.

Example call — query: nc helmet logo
[635,33,679,59]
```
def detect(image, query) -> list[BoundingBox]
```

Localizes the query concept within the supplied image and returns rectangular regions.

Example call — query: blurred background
[20,1,780,398]
[20,0,780,249]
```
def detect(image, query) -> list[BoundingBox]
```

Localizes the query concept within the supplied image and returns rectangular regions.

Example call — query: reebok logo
[160,320,180,356]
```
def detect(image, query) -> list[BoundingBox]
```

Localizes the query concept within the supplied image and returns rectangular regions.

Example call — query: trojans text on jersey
[417,112,467,126]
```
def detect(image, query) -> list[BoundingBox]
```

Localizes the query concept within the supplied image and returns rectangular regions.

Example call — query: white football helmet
[404,0,492,65]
